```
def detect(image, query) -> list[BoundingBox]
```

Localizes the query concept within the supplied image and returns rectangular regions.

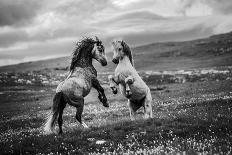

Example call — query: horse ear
[121,40,134,66]
[121,40,127,52]
[95,36,99,42]
[121,40,124,46]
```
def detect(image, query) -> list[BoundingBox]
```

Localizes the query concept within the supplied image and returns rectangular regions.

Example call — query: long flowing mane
[122,41,134,66]
[70,38,96,71]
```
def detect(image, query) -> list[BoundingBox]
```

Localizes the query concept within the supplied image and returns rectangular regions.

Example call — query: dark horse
[44,37,108,134]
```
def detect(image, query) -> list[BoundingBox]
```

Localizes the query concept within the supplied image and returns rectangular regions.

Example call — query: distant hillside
[1,31,232,73]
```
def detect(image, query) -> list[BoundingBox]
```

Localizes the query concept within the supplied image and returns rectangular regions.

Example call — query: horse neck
[75,51,92,67]
[119,56,133,68]
[74,56,97,76]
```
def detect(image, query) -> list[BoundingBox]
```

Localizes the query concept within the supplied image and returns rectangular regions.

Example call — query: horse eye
[98,47,103,52]
[118,48,122,51]
[97,41,102,46]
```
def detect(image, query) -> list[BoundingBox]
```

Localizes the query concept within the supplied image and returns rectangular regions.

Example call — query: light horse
[44,37,108,134]
[108,40,153,120]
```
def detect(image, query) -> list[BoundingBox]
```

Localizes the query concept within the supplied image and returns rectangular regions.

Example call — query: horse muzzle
[111,87,118,94]
[100,59,107,66]
[112,58,119,64]
[126,90,132,98]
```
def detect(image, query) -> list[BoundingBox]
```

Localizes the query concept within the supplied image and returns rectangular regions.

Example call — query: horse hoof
[83,126,90,130]
[111,87,117,94]
[103,101,109,108]
[81,123,89,129]
[98,95,104,102]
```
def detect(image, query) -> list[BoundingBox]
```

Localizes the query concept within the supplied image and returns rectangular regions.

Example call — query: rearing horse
[108,40,153,120]
[44,37,108,134]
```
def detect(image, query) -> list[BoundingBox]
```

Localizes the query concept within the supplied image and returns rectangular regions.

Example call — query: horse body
[56,67,95,98]
[115,57,148,101]
[44,37,108,134]
[109,40,153,120]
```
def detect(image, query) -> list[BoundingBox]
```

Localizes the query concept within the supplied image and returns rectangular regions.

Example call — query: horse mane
[70,37,96,71]
[121,41,134,66]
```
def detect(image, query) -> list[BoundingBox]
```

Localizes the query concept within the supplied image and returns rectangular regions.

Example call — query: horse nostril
[112,58,118,64]
[102,60,107,66]
[112,87,117,94]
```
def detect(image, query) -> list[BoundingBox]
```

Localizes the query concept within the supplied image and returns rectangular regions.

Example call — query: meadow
[1,66,232,154]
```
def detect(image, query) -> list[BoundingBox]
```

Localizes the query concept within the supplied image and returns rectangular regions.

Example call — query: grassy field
[0,66,232,154]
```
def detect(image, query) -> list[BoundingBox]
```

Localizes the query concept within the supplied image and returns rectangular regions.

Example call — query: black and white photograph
[0,0,232,154]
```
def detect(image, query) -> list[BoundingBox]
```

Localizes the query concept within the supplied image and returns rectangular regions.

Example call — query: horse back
[56,68,96,98]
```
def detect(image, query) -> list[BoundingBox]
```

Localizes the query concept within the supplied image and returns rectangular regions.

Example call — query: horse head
[111,40,134,66]
[70,37,107,71]
[92,36,107,66]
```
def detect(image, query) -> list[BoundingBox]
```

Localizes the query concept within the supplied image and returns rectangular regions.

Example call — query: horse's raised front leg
[125,76,134,98]
[108,75,119,94]
[92,78,109,107]
[143,88,153,119]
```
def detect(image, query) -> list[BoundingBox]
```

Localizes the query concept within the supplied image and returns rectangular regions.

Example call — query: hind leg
[65,95,88,128]
[75,105,88,128]
[128,99,142,121]
[143,89,153,119]
[128,100,135,121]
[73,98,88,128]
[58,102,66,134]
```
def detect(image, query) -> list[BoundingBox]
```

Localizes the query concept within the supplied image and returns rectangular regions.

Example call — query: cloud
[95,10,165,25]
[0,0,42,27]
[0,28,28,47]
[0,0,232,66]
[207,0,232,14]
[121,24,214,46]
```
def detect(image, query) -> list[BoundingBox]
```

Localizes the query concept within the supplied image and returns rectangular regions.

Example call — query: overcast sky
[0,0,232,66]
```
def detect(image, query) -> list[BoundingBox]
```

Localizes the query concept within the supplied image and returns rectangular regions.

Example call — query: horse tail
[44,92,64,134]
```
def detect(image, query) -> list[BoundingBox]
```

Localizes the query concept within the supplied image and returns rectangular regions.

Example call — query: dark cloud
[0,0,42,26]
[0,30,28,47]
[112,24,214,46]
[0,25,96,48]
[0,37,74,60]
[208,0,232,14]
[0,0,109,47]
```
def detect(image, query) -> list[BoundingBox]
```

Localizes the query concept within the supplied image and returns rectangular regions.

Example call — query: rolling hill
[1,31,232,73]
